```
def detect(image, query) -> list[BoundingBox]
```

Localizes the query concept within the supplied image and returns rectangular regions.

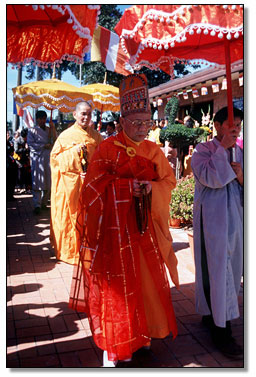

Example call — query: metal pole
[224,39,236,161]
[103,71,107,84]
[79,64,82,86]
[224,39,234,128]
[14,67,22,131]
[52,63,56,79]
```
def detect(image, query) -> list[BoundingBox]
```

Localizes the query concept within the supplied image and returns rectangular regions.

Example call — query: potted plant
[170,174,195,258]
[169,190,183,228]
[169,172,194,218]
[170,173,195,225]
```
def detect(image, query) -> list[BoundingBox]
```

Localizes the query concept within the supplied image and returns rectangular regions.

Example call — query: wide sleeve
[77,144,134,272]
[191,142,237,189]
[50,137,83,230]
[150,148,179,289]
[51,138,83,175]
[27,129,44,154]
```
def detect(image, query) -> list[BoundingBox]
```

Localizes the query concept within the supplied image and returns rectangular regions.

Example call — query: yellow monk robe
[147,126,162,145]
[123,132,179,289]
[50,122,103,264]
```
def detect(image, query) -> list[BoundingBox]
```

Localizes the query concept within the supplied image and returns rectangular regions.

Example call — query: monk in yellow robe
[69,75,179,367]
[50,102,103,264]
[147,120,162,145]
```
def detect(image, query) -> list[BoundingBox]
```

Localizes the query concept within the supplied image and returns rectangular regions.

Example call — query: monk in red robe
[69,74,179,367]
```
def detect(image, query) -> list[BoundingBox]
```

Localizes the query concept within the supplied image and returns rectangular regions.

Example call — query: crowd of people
[7,129,31,201]
[7,73,243,367]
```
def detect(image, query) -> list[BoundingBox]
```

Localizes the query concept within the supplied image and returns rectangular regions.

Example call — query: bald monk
[50,102,103,264]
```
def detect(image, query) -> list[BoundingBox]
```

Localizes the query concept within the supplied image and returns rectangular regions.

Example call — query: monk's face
[73,104,92,129]
[215,116,242,143]
[37,116,47,129]
[120,113,152,142]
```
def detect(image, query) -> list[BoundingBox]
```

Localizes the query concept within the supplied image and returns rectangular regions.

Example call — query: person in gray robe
[191,106,243,358]
[27,110,52,215]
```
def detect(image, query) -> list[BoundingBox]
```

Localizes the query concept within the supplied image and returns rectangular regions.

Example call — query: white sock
[103,351,132,367]
[103,351,117,367]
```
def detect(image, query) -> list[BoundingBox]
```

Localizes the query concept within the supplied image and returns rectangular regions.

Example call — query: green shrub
[160,124,205,148]
[170,174,195,223]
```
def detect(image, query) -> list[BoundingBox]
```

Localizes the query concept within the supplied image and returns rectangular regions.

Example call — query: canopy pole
[224,40,234,128]
[100,104,103,130]
[79,64,82,86]
[14,67,22,131]
[224,39,236,160]
[52,63,56,79]
[103,71,107,84]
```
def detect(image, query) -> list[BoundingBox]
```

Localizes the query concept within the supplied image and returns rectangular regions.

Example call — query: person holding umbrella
[50,101,103,265]
[27,110,54,215]
[191,106,243,358]
[69,74,179,367]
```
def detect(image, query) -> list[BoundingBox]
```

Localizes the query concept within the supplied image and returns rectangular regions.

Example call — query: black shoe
[7,196,16,202]
[41,204,50,211]
[214,336,243,358]
[202,315,215,330]
[33,207,41,215]
[116,360,136,368]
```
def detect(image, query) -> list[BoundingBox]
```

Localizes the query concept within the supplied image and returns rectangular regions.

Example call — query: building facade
[149,60,243,124]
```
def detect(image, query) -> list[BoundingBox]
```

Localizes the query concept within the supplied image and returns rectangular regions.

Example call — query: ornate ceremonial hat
[119,73,151,117]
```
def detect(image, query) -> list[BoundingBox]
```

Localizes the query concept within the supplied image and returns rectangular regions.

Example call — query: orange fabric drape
[50,123,103,264]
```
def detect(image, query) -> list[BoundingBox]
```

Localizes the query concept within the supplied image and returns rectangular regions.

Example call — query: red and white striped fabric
[91,26,133,76]
[23,108,34,128]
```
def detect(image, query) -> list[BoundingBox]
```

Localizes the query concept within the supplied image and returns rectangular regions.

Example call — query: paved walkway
[7,194,244,368]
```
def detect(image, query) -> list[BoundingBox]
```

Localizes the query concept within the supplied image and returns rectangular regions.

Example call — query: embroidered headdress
[119,73,151,117]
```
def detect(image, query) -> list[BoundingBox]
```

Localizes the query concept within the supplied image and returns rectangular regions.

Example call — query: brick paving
[7,193,244,368]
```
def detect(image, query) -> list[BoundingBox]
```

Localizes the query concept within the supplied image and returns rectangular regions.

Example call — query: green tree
[25,60,73,81]
[72,5,124,87]
[164,96,179,124]
[139,62,200,89]
[161,97,204,149]
[160,97,204,178]
[98,4,123,32]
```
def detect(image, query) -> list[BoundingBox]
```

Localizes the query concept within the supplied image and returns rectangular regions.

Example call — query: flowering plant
[170,174,195,224]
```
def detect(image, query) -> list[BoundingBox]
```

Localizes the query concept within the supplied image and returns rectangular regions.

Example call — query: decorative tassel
[80,146,88,172]
[135,185,152,234]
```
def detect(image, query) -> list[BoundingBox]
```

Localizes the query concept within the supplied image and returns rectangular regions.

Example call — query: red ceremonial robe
[69,131,177,361]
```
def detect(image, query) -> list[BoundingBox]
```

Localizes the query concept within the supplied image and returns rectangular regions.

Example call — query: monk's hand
[76,143,85,153]
[133,179,152,197]
[231,162,243,186]
[80,172,86,180]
